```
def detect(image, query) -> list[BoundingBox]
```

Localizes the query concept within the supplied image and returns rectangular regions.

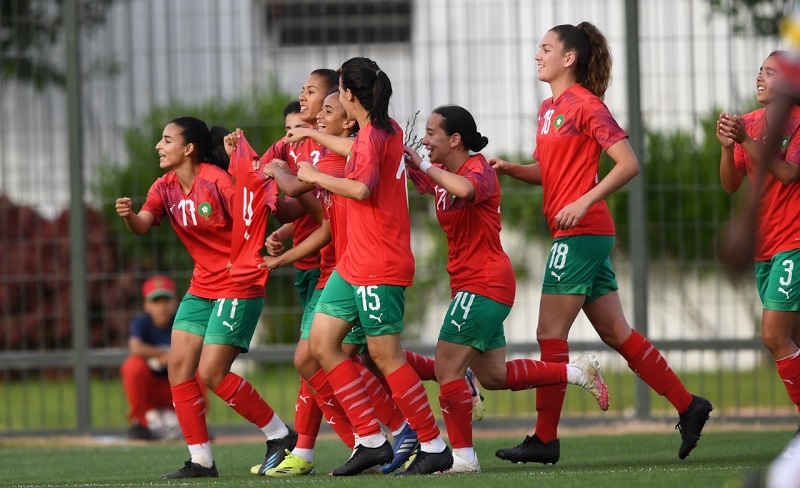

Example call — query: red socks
[324,360,382,438]
[776,351,800,414]
[616,330,693,413]
[534,338,569,443]
[404,350,437,381]
[355,362,405,432]
[504,359,567,390]
[171,377,210,445]
[439,378,473,448]
[385,362,440,442]
[294,380,322,449]
[212,372,274,428]
[308,369,355,449]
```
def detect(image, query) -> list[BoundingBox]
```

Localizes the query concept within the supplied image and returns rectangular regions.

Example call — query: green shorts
[316,270,406,336]
[295,267,321,312]
[300,288,322,339]
[438,291,509,352]
[542,235,618,302]
[173,293,263,352]
[755,248,800,311]
[302,287,367,348]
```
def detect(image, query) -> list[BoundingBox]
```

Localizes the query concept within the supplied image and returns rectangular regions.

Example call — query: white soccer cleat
[570,353,609,411]
[441,452,481,474]
[464,368,485,421]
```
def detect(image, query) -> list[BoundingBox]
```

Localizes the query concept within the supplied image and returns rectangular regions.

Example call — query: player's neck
[173,161,200,194]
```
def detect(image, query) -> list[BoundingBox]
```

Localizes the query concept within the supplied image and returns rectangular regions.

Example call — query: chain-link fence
[0,0,792,436]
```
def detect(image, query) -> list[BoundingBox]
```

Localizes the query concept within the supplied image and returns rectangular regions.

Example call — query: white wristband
[419,160,432,174]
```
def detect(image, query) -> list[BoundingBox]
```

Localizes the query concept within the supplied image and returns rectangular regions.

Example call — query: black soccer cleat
[331,441,393,476]
[255,427,298,475]
[676,395,713,459]
[395,446,454,475]
[160,460,219,479]
[495,434,560,464]
[127,422,155,441]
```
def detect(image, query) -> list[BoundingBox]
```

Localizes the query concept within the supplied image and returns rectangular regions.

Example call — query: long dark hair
[338,57,394,133]
[310,68,339,96]
[432,105,488,152]
[550,22,612,99]
[169,116,229,171]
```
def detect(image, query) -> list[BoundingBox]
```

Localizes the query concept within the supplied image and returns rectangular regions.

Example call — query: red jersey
[228,134,279,287]
[533,83,628,238]
[261,138,326,270]
[338,120,415,286]
[314,151,348,289]
[141,163,263,299]
[734,106,800,260]
[409,154,515,306]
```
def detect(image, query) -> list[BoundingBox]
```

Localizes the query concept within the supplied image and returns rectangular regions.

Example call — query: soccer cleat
[160,460,219,479]
[465,368,485,421]
[441,452,481,474]
[331,442,393,476]
[395,446,453,475]
[766,429,800,488]
[264,450,315,477]
[676,395,713,459]
[381,423,419,474]
[495,434,560,464]
[127,422,155,441]
[570,353,609,411]
[254,427,298,475]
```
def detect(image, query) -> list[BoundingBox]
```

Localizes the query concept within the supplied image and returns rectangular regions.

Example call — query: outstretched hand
[223,128,245,156]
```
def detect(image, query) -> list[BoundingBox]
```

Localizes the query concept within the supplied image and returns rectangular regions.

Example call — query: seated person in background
[120,275,177,440]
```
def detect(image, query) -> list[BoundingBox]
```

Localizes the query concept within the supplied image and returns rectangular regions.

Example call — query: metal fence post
[624,0,651,420]
[65,0,91,434]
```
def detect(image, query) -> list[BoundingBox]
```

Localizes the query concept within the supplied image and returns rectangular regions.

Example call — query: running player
[262,91,419,476]
[489,22,712,464]
[717,50,800,433]
[115,117,295,478]
[297,57,454,475]
[404,104,609,473]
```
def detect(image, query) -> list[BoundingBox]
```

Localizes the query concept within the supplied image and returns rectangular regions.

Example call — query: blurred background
[0,0,793,436]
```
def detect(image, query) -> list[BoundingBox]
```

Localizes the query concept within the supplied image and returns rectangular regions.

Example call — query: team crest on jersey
[554,115,565,131]
[782,135,790,150]
[198,202,212,219]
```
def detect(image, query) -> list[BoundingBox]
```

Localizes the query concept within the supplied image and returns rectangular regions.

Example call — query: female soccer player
[265,89,425,475]
[717,51,800,426]
[296,57,453,476]
[489,22,712,464]
[404,105,608,473]
[115,117,295,478]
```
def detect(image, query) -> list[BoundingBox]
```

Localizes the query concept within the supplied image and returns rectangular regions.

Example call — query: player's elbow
[351,185,371,200]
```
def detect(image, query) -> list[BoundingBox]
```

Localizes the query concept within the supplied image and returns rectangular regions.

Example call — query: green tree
[92,84,300,343]
[495,109,740,264]
[1,0,118,89]
[708,0,791,36]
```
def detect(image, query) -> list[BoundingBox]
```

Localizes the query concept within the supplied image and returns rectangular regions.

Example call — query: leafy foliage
[1,0,118,89]
[496,109,742,265]
[91,83,297,343]
[708,0,791,36]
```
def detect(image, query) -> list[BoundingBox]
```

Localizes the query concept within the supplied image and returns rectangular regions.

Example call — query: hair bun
[465,132,488,152]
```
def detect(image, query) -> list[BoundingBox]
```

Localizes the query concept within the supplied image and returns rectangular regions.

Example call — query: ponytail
[338,57,394,133]
[432,105,489,152]
[169,116,230,171]
[551,22,612,99]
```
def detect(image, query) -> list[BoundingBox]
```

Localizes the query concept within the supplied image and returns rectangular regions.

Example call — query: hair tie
[375,69,382,76]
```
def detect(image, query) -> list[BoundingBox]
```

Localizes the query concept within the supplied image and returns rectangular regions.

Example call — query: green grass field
[0,362,791,432]
[0,430,788,487]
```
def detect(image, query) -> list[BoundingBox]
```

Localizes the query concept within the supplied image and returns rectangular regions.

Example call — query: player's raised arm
[115,197,154,234]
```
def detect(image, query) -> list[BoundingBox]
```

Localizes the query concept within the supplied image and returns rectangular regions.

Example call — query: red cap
[142,275,176,301]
